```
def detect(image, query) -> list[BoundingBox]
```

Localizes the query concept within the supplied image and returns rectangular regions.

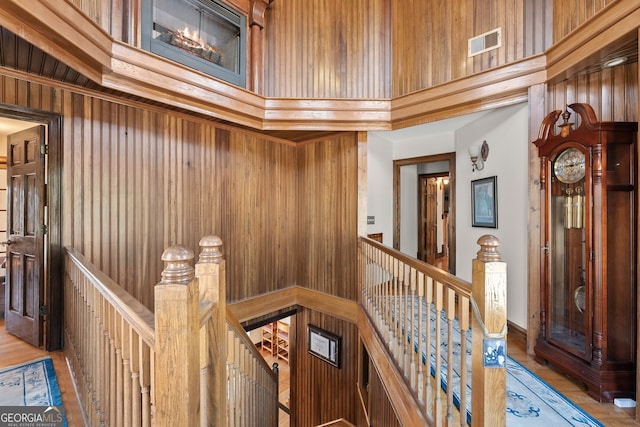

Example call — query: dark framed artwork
[308,324,341,368]
[471,176,497,228]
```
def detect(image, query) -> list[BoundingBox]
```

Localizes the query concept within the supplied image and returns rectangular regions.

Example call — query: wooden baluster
[471,235,507,427]
[394,257,401,361]
[409,266,417,389]
[384,252,392,346]
[116,314,124,427]
[139,343,152,427]
[417,271,425,404]
[227,329,235,427]
[458,294,470,427]
[89,281,98,426]
[130,328,141,427]
[434,280,443,426]
[396,260,404,370]
[445,287,455,425]
[425,276,434,415]
[109,305,117,426]
[122,320,132,426]
[96,295,106,424]
[154,245,200,427]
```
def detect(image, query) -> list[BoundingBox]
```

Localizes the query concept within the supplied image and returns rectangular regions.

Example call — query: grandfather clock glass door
[548,160,589,360]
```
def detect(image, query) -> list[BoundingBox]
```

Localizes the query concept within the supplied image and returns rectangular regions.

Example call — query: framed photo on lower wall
[471,176,497,228]
[308,324,341,368]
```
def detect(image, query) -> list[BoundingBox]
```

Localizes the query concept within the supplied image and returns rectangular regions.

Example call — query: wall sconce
[468,140,489,172]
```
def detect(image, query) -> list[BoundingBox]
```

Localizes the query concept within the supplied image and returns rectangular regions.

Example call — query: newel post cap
[476,235,502,262]
[160,245,195,284]
[198,235,224,264]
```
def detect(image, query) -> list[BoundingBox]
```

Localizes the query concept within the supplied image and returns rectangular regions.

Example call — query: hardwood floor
[0,320,85,426]
[1,318,637,426]
[507,331,638,426]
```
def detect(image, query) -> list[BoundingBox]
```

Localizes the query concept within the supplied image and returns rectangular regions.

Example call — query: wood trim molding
[0,1,637,133]
[0,0,112,83]
[546,2,640,83]
[390,55,547,128]
[393,152,457,274]
[228,286,358,324]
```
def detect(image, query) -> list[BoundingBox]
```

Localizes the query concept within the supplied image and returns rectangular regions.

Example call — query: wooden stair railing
[358,235,507,427]
[64,235,279,427]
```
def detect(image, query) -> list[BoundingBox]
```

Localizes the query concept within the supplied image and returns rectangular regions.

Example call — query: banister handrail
[361,236,472,298]
[64,246,155,348]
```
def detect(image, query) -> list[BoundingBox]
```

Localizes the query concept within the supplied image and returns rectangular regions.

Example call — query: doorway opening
[393,152,456,274]
[0,105,63,351]
[418,173,450,268]
[246,310,295,427]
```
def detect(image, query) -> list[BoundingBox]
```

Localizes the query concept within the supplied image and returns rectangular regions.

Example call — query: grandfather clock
[532,103,637,402]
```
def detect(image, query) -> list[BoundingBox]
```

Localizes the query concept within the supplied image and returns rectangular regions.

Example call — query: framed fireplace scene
[142,0,247,87]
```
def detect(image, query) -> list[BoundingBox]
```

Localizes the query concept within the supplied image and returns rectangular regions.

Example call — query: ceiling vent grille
[468,28,502,57]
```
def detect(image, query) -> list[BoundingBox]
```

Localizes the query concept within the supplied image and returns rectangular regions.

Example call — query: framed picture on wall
[471,176,497,228]
[308,324,341,368]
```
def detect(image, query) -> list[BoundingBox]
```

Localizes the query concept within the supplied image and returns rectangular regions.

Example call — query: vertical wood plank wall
[366,363,402,427]
[0,75,362,309]
[263,0,392,99]
[546,63,639,122]
[296,136,359,301]
[292,308,359,426]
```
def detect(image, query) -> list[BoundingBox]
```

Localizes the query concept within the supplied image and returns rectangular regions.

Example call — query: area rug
[0,356,67,424]
[392,297,604,426]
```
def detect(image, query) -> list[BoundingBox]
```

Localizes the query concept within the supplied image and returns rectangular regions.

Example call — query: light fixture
[469,140,489,172]
[603,56,627,68]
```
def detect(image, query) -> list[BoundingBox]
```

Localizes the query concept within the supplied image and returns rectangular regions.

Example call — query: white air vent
[468,28,502,57]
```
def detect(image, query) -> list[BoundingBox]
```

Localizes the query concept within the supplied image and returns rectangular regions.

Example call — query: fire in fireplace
[142,0,246,87]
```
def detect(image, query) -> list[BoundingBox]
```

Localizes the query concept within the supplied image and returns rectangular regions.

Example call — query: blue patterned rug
[395,297,604,426]
[0,356,67,425]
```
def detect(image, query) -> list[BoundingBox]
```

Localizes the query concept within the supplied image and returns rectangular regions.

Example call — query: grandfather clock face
[547,145,589,360]
[553,148,586,184]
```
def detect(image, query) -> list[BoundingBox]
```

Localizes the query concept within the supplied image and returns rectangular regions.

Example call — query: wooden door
[4,126,45,347]
[418,176,438,264]
[425,178,437,264]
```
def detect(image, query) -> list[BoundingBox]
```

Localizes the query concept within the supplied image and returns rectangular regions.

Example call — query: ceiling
[370,110,490,143]
[0,117,35,137]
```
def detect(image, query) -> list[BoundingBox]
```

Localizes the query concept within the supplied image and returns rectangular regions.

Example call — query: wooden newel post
[471,235,507,427]
[195,235,226,427]
[154,245,200,427]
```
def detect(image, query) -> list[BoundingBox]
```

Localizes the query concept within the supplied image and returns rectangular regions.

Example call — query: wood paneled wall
[262,0,552,99]
[0,73,325,307]
[263,0,393,99]
[546,62,639,122]
[366,361,402,427]
[391,0,550,97]
[296,135,359,301]
[553,0,619,40]
[291,308,359,426]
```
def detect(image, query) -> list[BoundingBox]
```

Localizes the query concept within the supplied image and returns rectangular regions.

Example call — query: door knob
[2,240,11,246]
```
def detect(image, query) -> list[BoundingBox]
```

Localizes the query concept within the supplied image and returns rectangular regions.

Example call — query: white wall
[366,132,394,246]
[455,103,529,328]
[366,103,530,329]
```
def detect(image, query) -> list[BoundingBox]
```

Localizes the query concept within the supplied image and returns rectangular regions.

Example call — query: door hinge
[40,143,48,155]
[39,305,47,316]
[40,224,48,235]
